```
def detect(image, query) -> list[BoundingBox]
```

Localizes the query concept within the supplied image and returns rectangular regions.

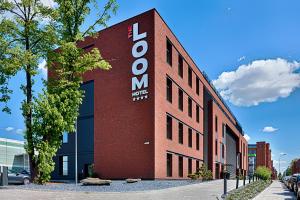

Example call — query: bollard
[249,175,251,184]
[236,176,239,189]
[243,175,246,186]
[253,175,255,182]
[224,175,227,196]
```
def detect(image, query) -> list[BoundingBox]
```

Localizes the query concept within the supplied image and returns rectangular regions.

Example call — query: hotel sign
[128,23,149,101]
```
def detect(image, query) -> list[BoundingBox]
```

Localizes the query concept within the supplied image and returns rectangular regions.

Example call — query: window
[215,140,218,155]
[196,133,200,150]
[188,128,192,148]
[166,78,172,103]
[178,122,183,144]
[167,153,172,177]
[215,116,218,132]
[178,156,183,177]
[196,160,200,171]
[166,115,172,140]
[188,158,192,174]
[178,89,183,111]
[196,105,200,123]
[62,132,68,144]
[59,156,68,176]
[178,55,183,78]
[243,143,245,157]
[188,67,192,87]
[222,143,225,158]
[166,39,172,66]
[222,123,225,138]
[188,98,192,117]
[196,76,200,95]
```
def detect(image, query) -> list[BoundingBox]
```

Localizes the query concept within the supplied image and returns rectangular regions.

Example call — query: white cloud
[244,134,250,141]
[15,129,23,134]
[213,58,300,106]
[273,160,287,165]
[237,56,246,62]
[38,60,47,78]
[262,126,278,133]
[5,127,14,131]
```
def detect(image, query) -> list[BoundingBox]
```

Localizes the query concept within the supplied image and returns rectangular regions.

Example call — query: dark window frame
[178,156,183,177]
[178,54,183,78]
[188,158,192,174]
[188,67,192,87]
[196,133,200,150]
[188,128,193,148]
[166,115,172,140]
[166,78,172,103]
[167,153,173,177]
[188,98,192,118]
[166,39,172,66]
[178,122,183,144]
[178,88,183,111]
[196,105,200,123]
[196,76,200,95]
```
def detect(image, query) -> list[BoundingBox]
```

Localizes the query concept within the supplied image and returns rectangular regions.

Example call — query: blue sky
[1,0,300,173]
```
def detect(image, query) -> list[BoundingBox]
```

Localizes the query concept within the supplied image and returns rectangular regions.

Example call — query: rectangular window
[188,98,192,117]
[215,140,218,156]
[188,128,192,148]
[196,160,200,171]
[178,89,183,111]
[188,67,192,87]
[178,122,183,144]
[196,133,200,150]
[215,116,218,132]
[222,123,225,138]
[196,105,200,123]
[62,132,68,144]
[196,76,200,95]
[167,115,172,140]
[166,39,172,66]
[59,156,68,176]
[166,78,172,103]
[178,156,183,177]
[222,143,225,158]
[167,153,172,177]
[188,158,192,174]
[178,55,183,78]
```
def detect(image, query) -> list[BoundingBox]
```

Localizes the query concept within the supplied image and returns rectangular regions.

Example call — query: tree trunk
[25,24,37,181]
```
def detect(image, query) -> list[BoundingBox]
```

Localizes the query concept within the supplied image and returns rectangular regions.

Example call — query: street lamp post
[279,153,287,177]
[75,120,78,186]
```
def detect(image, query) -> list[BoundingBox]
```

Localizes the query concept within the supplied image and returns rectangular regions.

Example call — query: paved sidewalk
[0,179,248,200]
[253,180,296,200]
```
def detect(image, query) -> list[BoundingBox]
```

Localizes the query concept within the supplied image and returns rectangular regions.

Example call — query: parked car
[288,174,300,191]
[283,176,291,186]
[294,175,300,195]
[297,180,300,200]
[8,170,30,185]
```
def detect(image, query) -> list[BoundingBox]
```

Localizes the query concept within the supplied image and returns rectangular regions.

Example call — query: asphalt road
[0,179,248,200]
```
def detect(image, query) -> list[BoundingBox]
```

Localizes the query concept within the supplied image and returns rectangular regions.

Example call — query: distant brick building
[291,159,300,174]
[248,141,276,179]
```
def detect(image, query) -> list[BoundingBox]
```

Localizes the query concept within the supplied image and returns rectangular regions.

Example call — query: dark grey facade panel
[226,128,237,178]
[52,81,94,180]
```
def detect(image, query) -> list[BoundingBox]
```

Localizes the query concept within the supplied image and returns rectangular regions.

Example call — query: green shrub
[226,180,271,200]
[255,166,272,180]
[187,164,213,181]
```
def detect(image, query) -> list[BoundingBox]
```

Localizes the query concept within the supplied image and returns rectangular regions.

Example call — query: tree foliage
[0,0,118,184]
[254,166,272,180]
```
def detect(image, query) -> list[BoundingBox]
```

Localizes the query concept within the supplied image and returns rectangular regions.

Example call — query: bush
[255,166,272,180]
[226,180,271,200]
[187,164,213,181]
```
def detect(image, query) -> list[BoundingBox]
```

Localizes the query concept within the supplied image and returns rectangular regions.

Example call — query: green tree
[30,0,118,183]
[0,0,57,179]
[255,166,272,180]
[0,0,118,184]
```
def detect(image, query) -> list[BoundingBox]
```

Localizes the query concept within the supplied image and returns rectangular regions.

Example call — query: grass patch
[226,180,271,200]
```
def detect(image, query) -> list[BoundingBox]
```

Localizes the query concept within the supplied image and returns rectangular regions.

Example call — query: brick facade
[53,9,247,180]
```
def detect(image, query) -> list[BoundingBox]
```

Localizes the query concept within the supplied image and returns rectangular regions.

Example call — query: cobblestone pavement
[253,180,296,200]
[0,179,248,200]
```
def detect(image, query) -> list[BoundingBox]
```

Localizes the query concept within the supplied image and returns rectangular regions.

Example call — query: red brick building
[248,142,276,178]
[291,159,300,174]
[52,9,248,180]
